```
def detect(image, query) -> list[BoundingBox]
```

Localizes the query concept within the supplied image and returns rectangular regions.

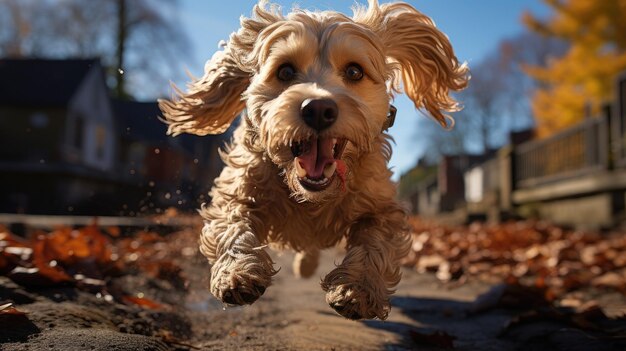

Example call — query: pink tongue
[297,137,335,179]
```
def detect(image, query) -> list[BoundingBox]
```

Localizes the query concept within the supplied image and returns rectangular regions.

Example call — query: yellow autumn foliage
[523,0,626,137]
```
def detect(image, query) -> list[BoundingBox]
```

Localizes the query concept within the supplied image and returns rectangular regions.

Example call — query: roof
[0,58,100,107]
[112,99,227,157]
[112,99,167,143]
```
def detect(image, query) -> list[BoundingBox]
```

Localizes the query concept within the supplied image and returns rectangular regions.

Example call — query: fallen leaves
[1,224,119,288]
[0,228,31,275]
[405,218,626,350]
[495,297,626,348]
[0,221,203,349]
[115,230,190,291]
[405,219,626,295]
[0,223,191,310]
[591,270,626,290]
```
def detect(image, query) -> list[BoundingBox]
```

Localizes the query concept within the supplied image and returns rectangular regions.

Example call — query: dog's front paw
[322,273,390,320]
[210,253,274,306]
[216,281,266,306]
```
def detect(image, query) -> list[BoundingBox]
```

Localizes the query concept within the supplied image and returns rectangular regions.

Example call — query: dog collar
[382,104,397,132]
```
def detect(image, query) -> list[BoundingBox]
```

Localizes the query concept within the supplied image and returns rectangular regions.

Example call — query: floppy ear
[158,1,284,136]
[356,1,469,127]
[158,47,249,136]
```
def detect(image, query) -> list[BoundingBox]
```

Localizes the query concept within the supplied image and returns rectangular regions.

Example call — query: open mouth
[291,137,347,191]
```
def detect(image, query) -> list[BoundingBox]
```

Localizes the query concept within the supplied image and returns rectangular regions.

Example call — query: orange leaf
[122,296,164,310]
[105,226,121,237]
[0,303,25,315]
[0,230,29,247]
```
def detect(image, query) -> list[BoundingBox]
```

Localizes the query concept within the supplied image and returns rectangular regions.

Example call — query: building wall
[0,61,227,215]
[66,67,117,171]
[465,166,484,203]
[0,107,67,163]
[419,182,441,216]
[537,193,613,229]
[0,170,143,215]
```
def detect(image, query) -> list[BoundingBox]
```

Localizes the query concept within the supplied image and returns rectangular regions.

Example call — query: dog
[159,0,468,320]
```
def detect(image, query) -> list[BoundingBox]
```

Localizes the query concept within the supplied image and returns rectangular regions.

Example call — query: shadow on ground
[362,294,626,351]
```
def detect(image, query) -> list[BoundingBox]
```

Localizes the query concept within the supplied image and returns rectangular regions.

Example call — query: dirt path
[185,249,434,350]
[2,229,625,351]
[183,249,510,350]
[184,248,626,351]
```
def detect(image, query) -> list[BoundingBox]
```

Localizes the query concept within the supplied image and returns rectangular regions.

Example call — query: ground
[1,224,625,350]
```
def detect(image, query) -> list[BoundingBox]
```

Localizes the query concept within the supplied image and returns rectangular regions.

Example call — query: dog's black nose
[301,98,338,131]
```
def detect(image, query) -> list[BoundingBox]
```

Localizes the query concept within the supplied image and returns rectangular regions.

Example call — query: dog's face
[160,1,468,203]
[244,15,391,202]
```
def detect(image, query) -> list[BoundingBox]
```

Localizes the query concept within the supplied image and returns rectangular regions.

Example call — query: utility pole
[115,0,127,98]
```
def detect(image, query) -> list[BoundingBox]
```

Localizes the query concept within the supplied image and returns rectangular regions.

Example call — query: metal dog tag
[382,104,397,132]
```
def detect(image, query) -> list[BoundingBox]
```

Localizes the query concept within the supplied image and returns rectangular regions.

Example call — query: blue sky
[175,0,549,179]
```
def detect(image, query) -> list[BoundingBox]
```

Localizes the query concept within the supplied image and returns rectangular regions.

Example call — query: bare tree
[417,31,567,161]
[0,0,38,57]
[418,110,474,164]
[0,0,190,99]
[112,0,191,98]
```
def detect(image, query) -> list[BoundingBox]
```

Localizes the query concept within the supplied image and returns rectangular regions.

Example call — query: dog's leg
[292,249,320,279]
[321,210,410,320]
[200,204,277,306]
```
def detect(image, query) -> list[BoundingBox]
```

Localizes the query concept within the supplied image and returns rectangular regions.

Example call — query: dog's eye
[345,63,363,81]
[277,64,296,82]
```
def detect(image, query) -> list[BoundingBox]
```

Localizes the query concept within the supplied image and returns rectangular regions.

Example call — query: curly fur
[159,0,468,320]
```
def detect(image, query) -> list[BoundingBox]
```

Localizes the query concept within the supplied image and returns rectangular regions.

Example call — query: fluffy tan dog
[159,0,468,320]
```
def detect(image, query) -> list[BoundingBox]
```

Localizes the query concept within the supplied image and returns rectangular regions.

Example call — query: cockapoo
[159,0,468,320]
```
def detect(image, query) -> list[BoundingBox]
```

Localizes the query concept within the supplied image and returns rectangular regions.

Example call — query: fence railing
[615,72,626,167]
[514,115,609,188]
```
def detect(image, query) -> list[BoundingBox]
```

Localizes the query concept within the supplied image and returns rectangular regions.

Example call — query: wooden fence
[514,115,609,188]
[615,71,626,167]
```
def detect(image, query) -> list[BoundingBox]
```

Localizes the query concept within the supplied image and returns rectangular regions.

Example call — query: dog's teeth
[294,159,307,178]
[323,162,337,179]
